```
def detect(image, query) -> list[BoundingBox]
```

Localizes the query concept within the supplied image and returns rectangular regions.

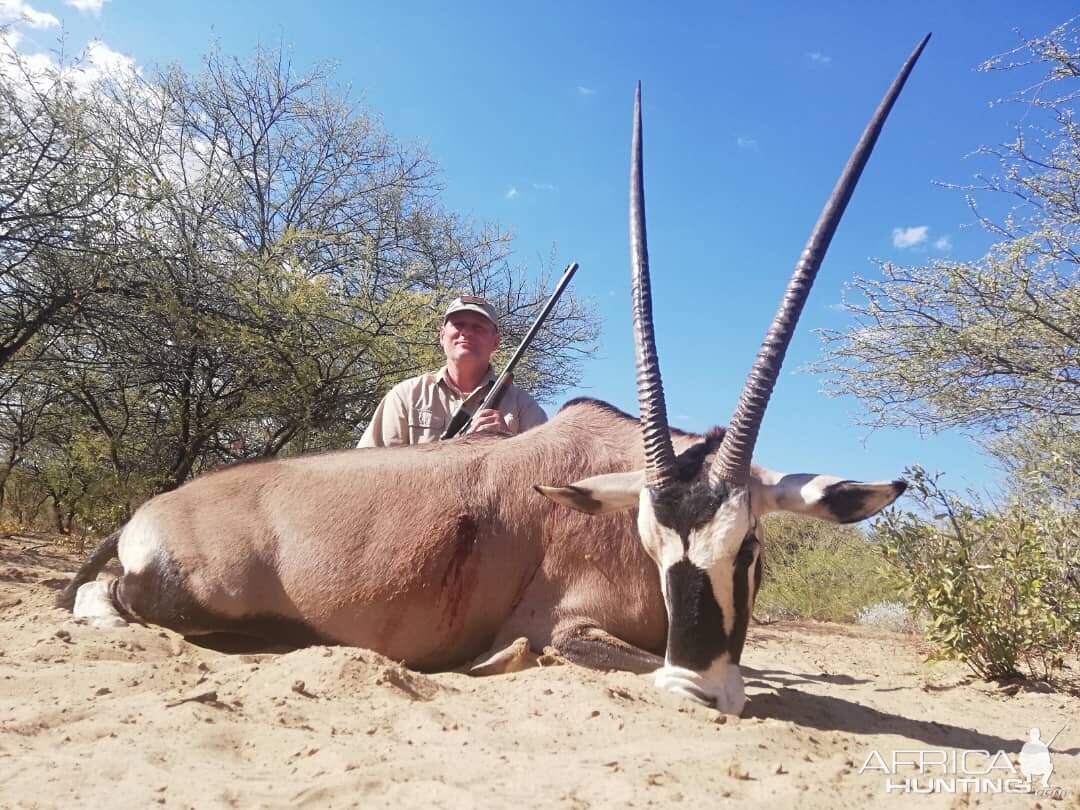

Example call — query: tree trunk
[50,497,65,534]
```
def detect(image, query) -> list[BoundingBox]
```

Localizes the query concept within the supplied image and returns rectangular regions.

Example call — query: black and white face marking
[536,445,907,715]
[637,475,763,714]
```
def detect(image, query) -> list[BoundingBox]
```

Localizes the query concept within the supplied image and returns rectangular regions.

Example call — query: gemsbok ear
[750,467,907,524]
[534,470,645,515]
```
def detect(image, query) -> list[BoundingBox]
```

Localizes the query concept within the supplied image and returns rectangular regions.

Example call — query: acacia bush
[810,17,1080,688]
[756,513,903,623]
[876,466,1080,682]
[0,41,598,531]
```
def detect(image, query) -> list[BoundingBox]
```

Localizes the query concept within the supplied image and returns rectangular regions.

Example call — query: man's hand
[467,408,511,436]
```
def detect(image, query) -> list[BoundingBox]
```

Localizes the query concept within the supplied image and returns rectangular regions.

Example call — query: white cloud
[807,51,832,65]
[576,85,595,96]
[65,0,106,14]
[532,182,556,192]
[0,28,57,88]
[892,225,928,249]
[0,29,142,103]
[0,0,59,28]
[934,235,953,252]
[505,187,519,200]
[84,38,137,78]
[736,135,758,151]
[87,39,140,85]
[1,27,23,49]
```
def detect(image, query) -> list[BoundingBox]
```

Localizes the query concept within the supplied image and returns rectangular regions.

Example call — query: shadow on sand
[743,666,1078,756]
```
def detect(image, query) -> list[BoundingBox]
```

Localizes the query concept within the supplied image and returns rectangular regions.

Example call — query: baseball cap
[443,295,498,329]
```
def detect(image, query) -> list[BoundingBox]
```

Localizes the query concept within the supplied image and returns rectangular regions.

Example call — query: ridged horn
[712,34,931,485]
[630,82,678,491]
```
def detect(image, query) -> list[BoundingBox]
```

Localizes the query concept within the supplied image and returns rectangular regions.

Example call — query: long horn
[711,34,931,485]
[630,82,678,491]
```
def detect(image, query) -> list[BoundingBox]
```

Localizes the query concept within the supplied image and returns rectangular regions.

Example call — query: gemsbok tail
[55,531,121,611]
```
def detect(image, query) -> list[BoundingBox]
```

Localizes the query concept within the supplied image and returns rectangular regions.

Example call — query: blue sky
[5,0,1074,498]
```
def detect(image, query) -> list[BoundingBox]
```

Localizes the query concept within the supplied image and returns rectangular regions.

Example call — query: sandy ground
[1,533,1077,809]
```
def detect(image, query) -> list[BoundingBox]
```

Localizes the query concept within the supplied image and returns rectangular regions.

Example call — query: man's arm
[357,388,410,448]
[517,396,547,432]
[467,386,547,437]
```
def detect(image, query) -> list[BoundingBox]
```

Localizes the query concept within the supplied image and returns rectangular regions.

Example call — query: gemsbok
[58,36,927,715]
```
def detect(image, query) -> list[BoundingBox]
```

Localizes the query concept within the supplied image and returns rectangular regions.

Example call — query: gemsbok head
[537,36,928,713]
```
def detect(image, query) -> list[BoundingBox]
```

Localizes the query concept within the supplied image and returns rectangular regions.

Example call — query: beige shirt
[357,366,547,447]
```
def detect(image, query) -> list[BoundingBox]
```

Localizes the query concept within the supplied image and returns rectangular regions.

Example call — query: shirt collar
[435,364,497,397]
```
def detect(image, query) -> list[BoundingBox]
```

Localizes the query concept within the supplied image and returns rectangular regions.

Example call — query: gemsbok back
[58,36,928,715]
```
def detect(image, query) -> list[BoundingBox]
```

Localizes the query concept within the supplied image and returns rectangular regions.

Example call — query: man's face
[439,312,500,365]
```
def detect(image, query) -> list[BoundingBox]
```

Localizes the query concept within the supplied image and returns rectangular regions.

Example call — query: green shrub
[756,513,903,623]
[876,466,1080,682]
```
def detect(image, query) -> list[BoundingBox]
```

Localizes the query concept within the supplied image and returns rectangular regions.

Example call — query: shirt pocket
[409,408,446,443]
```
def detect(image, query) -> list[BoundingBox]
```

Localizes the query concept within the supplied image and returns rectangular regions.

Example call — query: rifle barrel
[1046,723,1067,749]
[482,262,579,403]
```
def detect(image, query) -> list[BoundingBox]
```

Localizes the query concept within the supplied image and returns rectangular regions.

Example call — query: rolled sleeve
[357,388,409,448]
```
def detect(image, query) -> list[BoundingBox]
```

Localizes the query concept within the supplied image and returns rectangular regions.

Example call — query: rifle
[441,261,580,439]
[1046,723,1067,749]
